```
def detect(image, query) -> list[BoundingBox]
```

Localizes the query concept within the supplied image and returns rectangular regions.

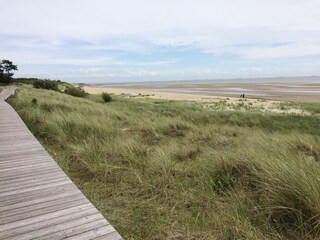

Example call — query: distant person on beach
[240,94,245,98]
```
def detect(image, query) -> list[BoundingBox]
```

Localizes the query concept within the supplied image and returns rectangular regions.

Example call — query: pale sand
[84,85,269,103]
[83,85,307,114]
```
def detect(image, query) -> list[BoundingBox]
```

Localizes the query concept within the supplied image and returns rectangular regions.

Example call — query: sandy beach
[83,78,320,114]
[83,85,250,102]
[84,85,309,114]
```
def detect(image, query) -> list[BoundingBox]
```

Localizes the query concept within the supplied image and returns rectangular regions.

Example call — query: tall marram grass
[8,86,320,239]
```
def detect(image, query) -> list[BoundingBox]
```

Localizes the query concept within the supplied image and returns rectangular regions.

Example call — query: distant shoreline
[90,76,320,86]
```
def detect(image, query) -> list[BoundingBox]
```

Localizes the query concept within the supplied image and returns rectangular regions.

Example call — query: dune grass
[7,86,320,239]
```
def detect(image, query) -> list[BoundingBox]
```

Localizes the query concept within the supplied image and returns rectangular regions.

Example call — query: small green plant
[64,87,88,97]
[31,98,38,107]
[209,176,233,193]
[101,92,112,102]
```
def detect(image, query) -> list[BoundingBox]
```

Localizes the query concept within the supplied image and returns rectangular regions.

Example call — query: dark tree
[0,59,18,83]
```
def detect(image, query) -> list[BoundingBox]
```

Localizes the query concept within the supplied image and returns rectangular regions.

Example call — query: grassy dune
[8,86,320,239]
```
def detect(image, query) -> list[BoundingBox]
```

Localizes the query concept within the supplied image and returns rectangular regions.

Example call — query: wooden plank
[0,184,78,207]
[0,149,47,157]
[0,151,49,161]
[0,191,85,219]
[0,136,38,143]
[0,155,52,163]
[0,166,61,179]
[0,193,86,219]
[19,217,108,240]
[0,191,80,212]
[0,143,43,151]
[93,231,123,240]
[0,208,98,239]
[0,171,67,185]
[0,200,90,225]
[0,162,59,172]
[0,203,93,232]
[57,224,116,240]
[0,172,67,187]
[0,159,56,168]
[0,176,70,193]
[0,168,63,183]
[0,181,73,198]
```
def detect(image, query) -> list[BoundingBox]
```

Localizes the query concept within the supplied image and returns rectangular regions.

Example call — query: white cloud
[1,0,320,81]
[240,42,320,59]
[81,40,149,53]
[0,50,126,66]
[133,60,176,66]
[1,0,319,37]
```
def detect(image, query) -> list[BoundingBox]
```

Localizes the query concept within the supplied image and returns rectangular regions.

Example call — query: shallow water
[97,76,320,101]
[98,76,320,86]
[148,88,270,96]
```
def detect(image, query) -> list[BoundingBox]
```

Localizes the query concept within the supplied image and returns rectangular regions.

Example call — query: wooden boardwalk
[0,88,122,240]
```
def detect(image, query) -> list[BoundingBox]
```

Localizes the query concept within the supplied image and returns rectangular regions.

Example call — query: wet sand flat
[84,77,320,103]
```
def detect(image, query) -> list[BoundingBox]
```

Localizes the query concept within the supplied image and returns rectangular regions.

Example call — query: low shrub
[101,92,112,102]
[64,87,88,97]
[31,98,38,107]
[33,80,59,91]
[15,78,65,85]
[0,76,13,84]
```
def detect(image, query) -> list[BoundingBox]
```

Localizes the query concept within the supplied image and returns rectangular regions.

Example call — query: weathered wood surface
[0,88,122,240]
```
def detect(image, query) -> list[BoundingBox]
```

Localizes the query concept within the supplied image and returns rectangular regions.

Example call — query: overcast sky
[1,0,320,83]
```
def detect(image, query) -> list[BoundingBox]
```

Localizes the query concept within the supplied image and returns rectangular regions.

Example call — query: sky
[1,0,320,83]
